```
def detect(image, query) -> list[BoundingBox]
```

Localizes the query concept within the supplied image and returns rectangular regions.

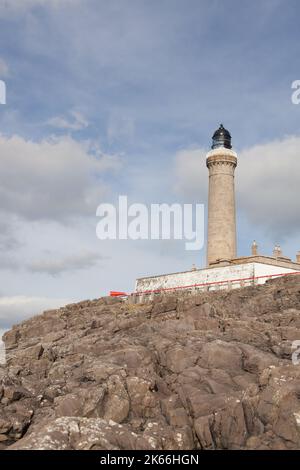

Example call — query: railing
[129,270,300,300]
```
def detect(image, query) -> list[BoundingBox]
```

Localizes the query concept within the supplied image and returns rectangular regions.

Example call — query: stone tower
[206,124,237,266]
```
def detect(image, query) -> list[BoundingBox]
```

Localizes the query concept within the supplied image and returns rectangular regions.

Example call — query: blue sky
[0,0,300,334]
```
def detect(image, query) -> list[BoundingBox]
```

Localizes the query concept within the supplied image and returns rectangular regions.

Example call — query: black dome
[211,124,232,149]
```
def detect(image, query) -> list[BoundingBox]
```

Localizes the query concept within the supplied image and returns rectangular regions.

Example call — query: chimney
[251,240,258,256]
[273,244,282,258]
[296,251,300,263]
[277,245,282,257]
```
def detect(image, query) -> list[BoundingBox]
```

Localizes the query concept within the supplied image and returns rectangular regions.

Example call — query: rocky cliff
[1,275,300,450]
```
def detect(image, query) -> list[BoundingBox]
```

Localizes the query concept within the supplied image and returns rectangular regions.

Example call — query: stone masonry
[206,147,237,266]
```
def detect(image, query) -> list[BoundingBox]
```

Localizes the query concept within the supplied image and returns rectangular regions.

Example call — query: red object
[110,291,127,297]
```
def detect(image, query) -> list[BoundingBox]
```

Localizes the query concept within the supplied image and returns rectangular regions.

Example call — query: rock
[82,387,106,418]
[1,275,300,449]
[9,417,120,450]
[211,398,248,449]
[0,417,11,434]
[54,387,107,419]
[161,395,190,427]
[0,404,33,440]
[126,377,157,418]
[240,344,280,374]
[2,386,31,404]
[103,375,129,423]
[152,295,177,315]
[9,416,192,450]
[54,394,83,417]
[198,340,243,372]
[165,347,198,373]
[194,415,215,449]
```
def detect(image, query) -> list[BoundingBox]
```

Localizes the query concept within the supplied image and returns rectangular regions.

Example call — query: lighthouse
[206,124,237,266]
[134,124,300,299]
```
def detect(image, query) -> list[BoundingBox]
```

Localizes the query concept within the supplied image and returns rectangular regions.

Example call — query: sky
[0,0,300,342]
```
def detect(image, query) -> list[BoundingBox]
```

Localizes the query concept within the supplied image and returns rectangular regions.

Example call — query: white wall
[136,263,255,292]
[135,262,300,294]
[253,263,300,284]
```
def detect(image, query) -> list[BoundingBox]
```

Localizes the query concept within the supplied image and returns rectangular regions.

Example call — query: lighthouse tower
[206,124,237,266]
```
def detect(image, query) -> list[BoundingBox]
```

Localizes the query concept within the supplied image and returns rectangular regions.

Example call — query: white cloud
[0,57,8,77]
[0,134,121,221]
[28,251,107,276]
[174,147,207,200]
[173,135,300,240]
[237,136,300,239]
[48,110,89,131]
